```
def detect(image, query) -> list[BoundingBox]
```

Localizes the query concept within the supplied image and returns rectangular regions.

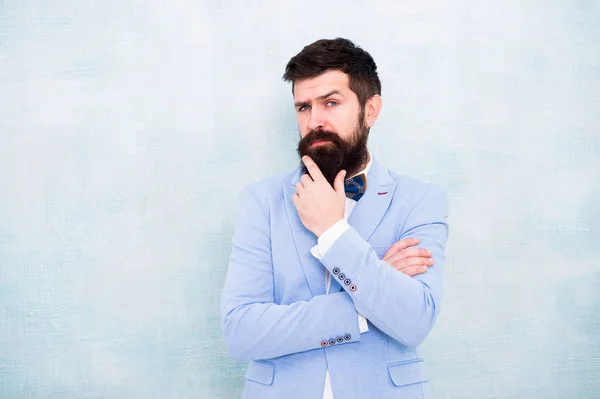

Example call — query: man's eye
[298,105,310,112]
[326,101,338,107]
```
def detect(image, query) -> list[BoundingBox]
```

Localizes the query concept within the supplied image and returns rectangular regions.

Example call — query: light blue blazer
[221,155,449,398]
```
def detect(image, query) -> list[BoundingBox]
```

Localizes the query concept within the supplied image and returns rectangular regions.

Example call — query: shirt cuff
[358,313,369,333]
[310,219,350,259]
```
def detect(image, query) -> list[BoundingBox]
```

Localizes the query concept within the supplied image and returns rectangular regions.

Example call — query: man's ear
[364,94,382,128]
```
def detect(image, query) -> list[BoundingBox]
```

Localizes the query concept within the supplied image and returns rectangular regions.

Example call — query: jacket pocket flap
[387,359,429,387]
[245,360,275,386]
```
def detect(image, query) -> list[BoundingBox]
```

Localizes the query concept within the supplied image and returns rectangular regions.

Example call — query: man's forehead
[293,71,350,101]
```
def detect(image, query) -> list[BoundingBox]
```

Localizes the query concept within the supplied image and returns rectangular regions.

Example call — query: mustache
[300,129,344,147]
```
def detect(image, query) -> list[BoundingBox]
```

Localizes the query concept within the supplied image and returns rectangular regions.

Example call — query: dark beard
[296,121,369,187]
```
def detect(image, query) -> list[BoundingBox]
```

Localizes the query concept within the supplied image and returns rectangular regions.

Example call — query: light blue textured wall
[1,1,599,398]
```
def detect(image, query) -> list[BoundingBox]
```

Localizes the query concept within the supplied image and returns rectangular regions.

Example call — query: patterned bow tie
[344,173,366,201]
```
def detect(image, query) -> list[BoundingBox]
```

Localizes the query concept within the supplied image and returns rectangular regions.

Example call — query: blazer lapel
[348,156,397,241]
[284,170,326,297]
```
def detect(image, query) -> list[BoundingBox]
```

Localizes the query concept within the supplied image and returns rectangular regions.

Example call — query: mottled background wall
[1,1,599,398]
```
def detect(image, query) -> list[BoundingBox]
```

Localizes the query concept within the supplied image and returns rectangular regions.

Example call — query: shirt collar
[349,150,372,179]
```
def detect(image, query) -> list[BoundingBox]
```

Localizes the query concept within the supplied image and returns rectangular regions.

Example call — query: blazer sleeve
[221,186,361,362]
[319,184,449,348]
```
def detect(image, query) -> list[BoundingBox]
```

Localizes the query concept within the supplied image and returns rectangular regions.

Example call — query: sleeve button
[344,278,351,286]
[349,284,357,292]
[321,340,329,347]
[344,333,352,341]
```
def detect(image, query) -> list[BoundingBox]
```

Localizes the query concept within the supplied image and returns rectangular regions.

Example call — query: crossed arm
[221,165,448,362]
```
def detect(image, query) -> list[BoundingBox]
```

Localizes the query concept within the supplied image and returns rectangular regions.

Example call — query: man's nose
[307,108,325,131]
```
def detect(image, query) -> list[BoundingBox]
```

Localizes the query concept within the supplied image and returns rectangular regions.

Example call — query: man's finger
[383,248,431,264]
[384,238,420,258]
[300,174,313,186]
[302,156,326,182]
[396,265,428,277]
[396,247,432,259]
[333,169,346,194]
[389,237,420,252]
[291,193,300,207]
[388,256,434,269]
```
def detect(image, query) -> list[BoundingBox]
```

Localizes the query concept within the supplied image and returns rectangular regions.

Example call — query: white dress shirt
[310,153,372,399]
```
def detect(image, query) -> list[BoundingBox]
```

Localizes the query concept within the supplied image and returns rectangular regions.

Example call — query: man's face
[294,70,369,186]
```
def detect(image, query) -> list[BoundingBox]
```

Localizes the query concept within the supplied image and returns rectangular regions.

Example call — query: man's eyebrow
[317,90,342,100]
[294,90,343,108]
[294,100,310,108]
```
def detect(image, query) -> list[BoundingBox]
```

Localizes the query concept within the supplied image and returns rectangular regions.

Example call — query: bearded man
[221,38,449,399]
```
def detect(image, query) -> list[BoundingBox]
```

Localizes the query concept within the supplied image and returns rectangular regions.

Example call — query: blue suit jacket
[221,155,449,398]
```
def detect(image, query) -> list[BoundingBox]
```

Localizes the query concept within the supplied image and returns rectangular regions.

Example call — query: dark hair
[282,38,381,107]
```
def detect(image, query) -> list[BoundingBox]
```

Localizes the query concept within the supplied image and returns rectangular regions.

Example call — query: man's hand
[292,156,346,237]
[381,238,434,277]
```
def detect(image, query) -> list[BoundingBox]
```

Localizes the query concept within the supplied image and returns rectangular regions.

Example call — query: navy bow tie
[344,173,366,201]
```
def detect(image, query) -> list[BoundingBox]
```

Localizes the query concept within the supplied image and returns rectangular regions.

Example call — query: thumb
[334,169,347,194]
